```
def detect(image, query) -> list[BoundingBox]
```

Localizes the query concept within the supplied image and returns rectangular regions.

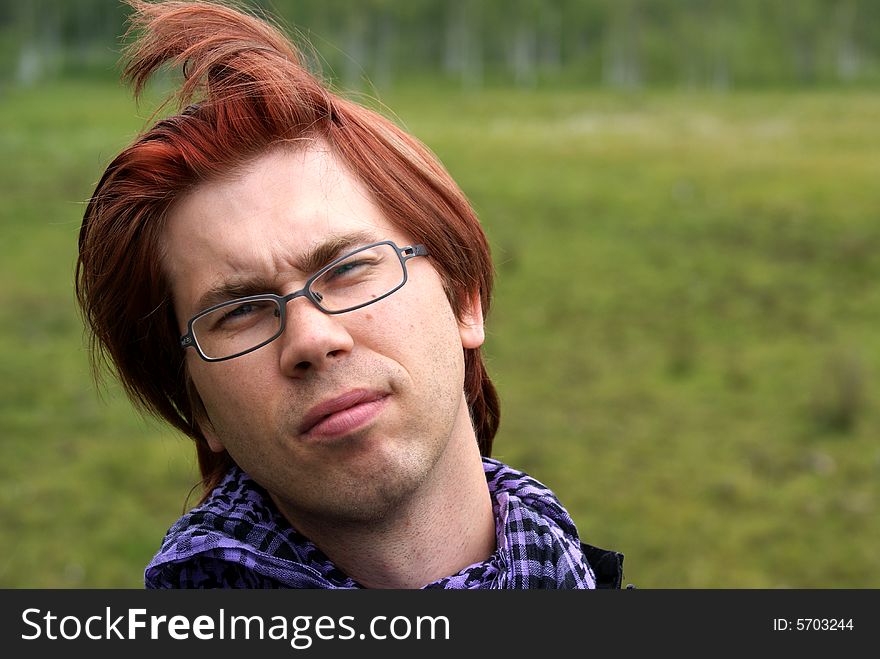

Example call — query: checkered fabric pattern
[145,457,597,589]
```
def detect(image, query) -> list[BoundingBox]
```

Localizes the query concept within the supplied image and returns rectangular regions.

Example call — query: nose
[277,295,354,377]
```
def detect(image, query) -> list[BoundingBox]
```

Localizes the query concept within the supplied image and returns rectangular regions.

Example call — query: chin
[317,452,434,524]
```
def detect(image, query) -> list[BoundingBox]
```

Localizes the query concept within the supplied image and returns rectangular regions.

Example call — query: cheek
[405,299,464,375]
[189,359,271,421]
[350,291,463,393]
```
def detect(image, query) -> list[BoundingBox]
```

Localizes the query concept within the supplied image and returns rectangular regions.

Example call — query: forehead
[162,142,409,315]
[166,142,394,253]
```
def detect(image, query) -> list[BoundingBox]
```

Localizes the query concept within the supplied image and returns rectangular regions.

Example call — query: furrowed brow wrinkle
[297,230,377,274]
[194,231,377,314]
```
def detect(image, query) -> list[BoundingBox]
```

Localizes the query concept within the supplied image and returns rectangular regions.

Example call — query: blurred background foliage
[4,0,880,89]
[1,0,878,588]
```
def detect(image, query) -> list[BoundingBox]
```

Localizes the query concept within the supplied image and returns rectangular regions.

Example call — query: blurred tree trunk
[343,6,368,89]
[539,4,562,77]
[510,22,537,88]
[16,2,61,84]
[602,0,642,89]
[444,0,482,90]
[784,0,822,84]
[834,0,860,81]
[373,10,394,90]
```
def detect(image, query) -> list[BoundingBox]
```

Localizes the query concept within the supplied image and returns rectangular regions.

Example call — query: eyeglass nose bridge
[271,285,342,354]
[280,285,317,307]
[276,285,328,324]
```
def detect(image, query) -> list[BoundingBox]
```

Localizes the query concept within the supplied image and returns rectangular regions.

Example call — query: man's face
[163,142,484,526]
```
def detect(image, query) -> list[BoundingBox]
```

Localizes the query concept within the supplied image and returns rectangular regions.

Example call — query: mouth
[299,389,390,439]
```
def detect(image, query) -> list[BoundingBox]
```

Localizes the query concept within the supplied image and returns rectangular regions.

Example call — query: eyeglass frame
[179,240,429,362]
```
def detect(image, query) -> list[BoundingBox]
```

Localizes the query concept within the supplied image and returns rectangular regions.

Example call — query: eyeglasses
[180,240,428,362]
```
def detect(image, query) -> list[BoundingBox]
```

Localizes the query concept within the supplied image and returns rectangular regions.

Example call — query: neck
[275,404,496,589]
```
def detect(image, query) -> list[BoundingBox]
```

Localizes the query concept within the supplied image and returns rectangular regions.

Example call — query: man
[77,0,624,589]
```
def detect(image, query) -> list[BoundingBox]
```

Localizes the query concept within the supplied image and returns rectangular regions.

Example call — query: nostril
[295,361,311,370]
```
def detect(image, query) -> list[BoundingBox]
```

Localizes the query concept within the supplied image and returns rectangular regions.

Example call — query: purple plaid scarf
[145,457,597,589]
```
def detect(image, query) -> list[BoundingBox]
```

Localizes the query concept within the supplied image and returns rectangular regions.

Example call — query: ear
[458,289,485,349]
[200,417,226,453]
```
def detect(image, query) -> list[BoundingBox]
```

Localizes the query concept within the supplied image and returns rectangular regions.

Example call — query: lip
[299,389,389,438]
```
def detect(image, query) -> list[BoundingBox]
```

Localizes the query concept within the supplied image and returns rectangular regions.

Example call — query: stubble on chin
[271,443,438,530]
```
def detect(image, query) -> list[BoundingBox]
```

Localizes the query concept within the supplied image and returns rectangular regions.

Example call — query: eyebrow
[191,230,378,314]
[297,230,376,276]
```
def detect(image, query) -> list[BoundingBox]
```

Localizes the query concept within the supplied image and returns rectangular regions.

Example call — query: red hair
[76,0,498,498]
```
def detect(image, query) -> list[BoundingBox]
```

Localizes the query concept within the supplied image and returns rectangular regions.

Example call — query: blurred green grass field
[1,81,878,587]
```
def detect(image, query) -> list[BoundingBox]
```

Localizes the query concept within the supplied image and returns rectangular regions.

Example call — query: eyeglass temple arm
[402,244,428,260]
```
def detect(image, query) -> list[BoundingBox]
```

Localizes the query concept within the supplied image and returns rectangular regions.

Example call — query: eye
[223,303,256,320]
[327,260,369,280]
[212,300,279,329]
